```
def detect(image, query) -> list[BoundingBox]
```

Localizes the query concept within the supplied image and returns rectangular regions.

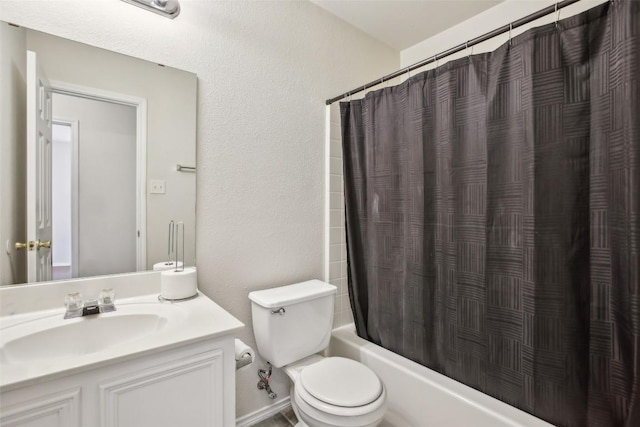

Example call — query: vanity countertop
[0,292,244,391]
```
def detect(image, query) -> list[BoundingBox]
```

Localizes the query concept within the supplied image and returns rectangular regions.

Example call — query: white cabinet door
[0,388,81,427]
[99,349,225,427]
[0,339,233,427]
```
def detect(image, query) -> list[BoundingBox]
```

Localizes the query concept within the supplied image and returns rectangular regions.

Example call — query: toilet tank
[249,280,337,368]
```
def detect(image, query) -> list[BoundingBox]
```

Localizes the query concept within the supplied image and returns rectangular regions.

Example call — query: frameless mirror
[0,22,197,285]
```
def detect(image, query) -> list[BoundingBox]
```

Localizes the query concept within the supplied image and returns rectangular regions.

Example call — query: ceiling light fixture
[121,0,180,19]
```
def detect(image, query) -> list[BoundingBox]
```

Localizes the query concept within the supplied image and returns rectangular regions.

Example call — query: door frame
[51,80,147,272]
[51,119,79,279]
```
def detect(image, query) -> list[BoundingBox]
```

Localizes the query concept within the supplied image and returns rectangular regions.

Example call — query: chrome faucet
[64,289,116,319]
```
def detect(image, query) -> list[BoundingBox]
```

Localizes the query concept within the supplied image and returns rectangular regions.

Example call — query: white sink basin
[0,303,183,364]
[0,290,244,391]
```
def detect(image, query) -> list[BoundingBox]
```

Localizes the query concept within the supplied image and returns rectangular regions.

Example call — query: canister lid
[299,357,383,407]
[248,280,336,309]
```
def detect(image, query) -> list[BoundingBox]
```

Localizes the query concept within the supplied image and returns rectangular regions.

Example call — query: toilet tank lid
[249,280,337,308]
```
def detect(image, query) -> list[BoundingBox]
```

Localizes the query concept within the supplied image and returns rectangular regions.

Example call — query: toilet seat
[299,357,383,408]
[295,380,386,417]
[294,357,386,418]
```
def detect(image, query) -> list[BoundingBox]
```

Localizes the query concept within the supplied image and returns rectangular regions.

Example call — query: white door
[26,50,53,282]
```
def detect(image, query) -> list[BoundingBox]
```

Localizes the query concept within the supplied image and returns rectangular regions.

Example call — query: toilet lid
[299,357,382,407]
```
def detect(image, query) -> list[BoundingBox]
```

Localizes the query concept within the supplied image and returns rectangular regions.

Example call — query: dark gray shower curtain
[340,2,639,426]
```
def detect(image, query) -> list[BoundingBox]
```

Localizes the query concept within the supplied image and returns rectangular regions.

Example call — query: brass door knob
[36,240,52,249]
[15,241,37,251]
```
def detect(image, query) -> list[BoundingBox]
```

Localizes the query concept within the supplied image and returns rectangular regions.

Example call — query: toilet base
[283,356,386,427]
[291,385,385,427]
[290,385,308,427]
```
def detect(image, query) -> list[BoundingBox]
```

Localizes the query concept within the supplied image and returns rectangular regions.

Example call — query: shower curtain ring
[467,41,473,58]
[555,3,561,28]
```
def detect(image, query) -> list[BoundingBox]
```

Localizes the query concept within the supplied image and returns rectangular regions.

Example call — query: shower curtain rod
[326,0,584,105]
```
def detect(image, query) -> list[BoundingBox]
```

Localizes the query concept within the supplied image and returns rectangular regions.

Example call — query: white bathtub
[328,324,553,427]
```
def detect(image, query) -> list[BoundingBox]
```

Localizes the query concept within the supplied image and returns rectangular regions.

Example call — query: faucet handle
[65,292,83,312]
[64,292,84,319]
[99,288,116,312]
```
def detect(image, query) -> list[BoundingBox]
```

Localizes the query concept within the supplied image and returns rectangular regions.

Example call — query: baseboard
[236,396,291,427]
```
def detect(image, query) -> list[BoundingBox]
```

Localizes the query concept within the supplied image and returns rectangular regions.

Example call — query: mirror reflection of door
[1,22,197,286]
[51,94,137,280]
[26,50,53,283]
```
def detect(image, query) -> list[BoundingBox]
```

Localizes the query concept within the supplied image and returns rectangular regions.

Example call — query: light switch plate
[150,180,166,194]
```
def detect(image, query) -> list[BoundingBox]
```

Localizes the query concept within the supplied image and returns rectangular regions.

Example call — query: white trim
[50,80,144,108]
[235,397,291,427]
[50,80,147,272]
[324,105,331,283]
[136,98,148,272]
[25,51,37,282]
[52,119,79,278]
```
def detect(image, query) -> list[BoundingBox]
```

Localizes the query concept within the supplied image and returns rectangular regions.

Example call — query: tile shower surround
[328,103,353,328]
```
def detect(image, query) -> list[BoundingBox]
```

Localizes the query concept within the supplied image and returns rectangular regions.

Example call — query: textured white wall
[53,94,138,278]
[0,0,398,419]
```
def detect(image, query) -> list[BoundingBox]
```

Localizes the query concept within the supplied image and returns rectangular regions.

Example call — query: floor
[251,405,298,426]
[250,405,403,427]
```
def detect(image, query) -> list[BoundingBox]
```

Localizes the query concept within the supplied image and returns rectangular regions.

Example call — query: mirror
[0,22,197,286]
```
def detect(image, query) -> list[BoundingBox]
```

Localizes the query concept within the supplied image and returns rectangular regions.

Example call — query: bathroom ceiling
[310,0,504,50]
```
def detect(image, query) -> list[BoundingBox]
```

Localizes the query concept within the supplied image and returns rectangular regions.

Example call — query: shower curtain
[340,2,639,426]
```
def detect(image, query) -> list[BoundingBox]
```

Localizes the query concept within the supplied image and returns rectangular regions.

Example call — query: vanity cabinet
[0,337,235,427]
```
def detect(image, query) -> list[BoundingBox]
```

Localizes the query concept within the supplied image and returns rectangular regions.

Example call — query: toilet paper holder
[234,339,255,371]
[236,354,253,370]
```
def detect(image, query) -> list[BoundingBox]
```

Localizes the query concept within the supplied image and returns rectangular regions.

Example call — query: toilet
[249,280,386,427]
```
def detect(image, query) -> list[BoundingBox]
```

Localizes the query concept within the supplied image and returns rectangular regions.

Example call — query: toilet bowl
[283,355,386,427]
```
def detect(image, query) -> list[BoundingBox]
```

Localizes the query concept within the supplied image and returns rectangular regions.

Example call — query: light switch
[150,180,166,194]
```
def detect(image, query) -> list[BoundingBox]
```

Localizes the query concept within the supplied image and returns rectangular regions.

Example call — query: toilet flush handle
[271,307,285,315]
